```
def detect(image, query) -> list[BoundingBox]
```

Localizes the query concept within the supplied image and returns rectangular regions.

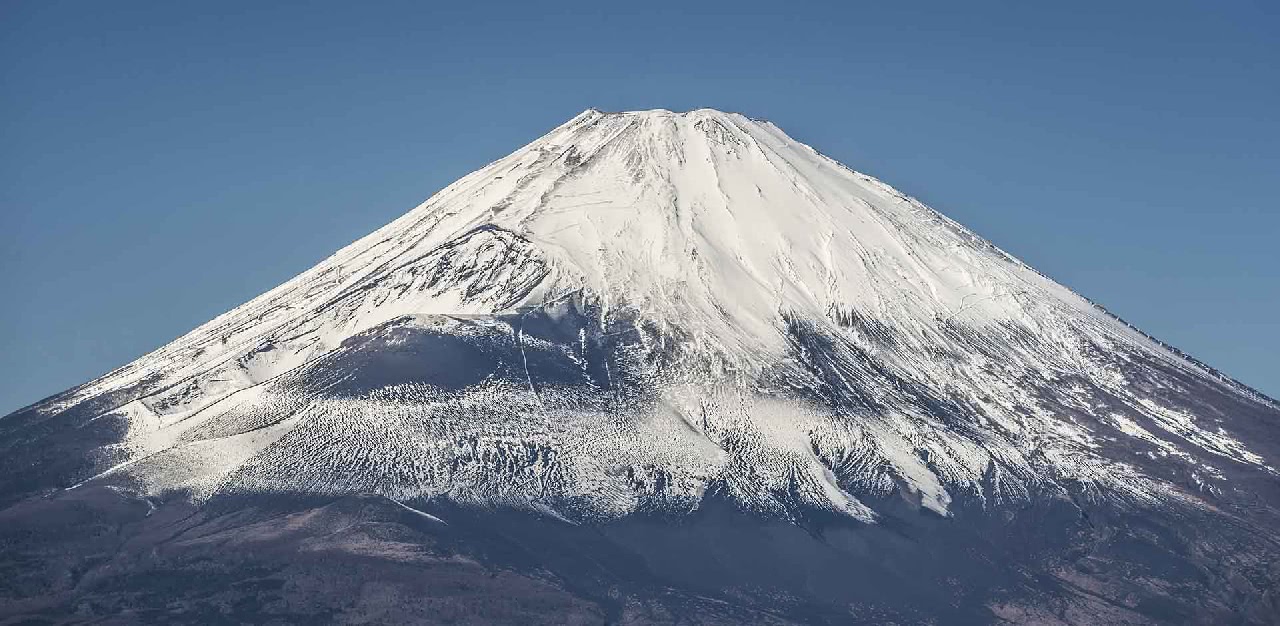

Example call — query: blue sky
[2,1,1277,413]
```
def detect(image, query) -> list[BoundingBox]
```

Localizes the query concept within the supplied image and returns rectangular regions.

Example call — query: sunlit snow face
[48,109,1276,522]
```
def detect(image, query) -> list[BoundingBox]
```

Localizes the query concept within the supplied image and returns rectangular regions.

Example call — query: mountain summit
[4,109,1279,623]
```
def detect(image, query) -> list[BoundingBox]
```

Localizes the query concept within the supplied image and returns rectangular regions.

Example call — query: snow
[38,108,1276,521]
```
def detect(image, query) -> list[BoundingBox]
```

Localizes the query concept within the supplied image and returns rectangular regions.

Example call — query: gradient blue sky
[2,1,1277,414]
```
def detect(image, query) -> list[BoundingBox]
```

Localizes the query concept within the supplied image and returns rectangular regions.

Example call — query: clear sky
[2,1,1277,414]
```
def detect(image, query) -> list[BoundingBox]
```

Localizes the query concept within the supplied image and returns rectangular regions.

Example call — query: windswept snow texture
[3,109,1279,623]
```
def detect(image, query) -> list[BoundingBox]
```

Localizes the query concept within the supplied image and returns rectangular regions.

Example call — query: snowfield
[18,108,1278,522]
[5,108,1280,624]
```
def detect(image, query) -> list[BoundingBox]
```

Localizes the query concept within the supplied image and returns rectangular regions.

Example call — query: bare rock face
[3,109,1278,624]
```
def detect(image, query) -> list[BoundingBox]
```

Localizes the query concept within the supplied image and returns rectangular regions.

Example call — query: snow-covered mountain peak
[430,106,1130,363]
[17,109,1276,525]
[7,107,1280,625]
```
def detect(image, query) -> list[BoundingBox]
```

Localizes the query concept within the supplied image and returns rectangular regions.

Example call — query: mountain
[3,108,1278,624]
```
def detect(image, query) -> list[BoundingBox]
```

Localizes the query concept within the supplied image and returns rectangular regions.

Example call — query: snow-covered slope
[11,109,1277,524]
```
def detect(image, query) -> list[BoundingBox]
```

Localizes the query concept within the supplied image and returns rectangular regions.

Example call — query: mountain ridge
[8,108,1276,510]
[3,108,1279,624]
[12,109,1276,419]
